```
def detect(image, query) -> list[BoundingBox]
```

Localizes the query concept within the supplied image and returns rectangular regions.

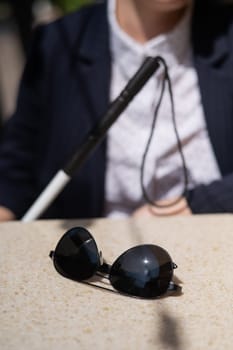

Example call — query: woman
[0,0,233,220]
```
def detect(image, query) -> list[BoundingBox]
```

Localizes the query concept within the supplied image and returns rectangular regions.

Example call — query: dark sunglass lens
[109,245,174,298]
[53,227,100,280]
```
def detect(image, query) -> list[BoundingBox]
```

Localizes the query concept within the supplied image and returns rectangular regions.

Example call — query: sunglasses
[49,227,181,299]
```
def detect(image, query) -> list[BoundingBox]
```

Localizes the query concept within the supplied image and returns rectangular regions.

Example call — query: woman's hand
[0,206,16,221]
[132,197,192,217]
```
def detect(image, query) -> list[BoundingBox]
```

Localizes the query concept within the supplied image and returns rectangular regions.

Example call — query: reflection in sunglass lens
[109,245,173,298]
[53,227,100,280]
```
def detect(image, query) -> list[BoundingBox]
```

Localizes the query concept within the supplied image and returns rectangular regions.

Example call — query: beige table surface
[0,215,233,350]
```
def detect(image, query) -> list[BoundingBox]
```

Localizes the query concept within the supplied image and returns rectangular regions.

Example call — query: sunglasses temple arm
[168,281,182,293]
[168,262,181,292]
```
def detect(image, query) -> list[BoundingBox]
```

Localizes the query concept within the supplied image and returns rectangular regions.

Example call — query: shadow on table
[157,310,185,350]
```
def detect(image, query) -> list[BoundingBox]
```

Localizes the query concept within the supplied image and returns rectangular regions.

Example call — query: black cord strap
[140,56,189,208]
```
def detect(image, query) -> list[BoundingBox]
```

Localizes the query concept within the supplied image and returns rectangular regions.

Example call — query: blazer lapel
[75,3,111,124]
[192,2,233,175]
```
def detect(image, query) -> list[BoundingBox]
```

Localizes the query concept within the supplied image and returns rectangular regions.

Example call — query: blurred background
[0,0,98,130]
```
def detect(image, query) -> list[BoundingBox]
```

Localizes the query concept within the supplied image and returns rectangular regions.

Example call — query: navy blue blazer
[1,1,233,219]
